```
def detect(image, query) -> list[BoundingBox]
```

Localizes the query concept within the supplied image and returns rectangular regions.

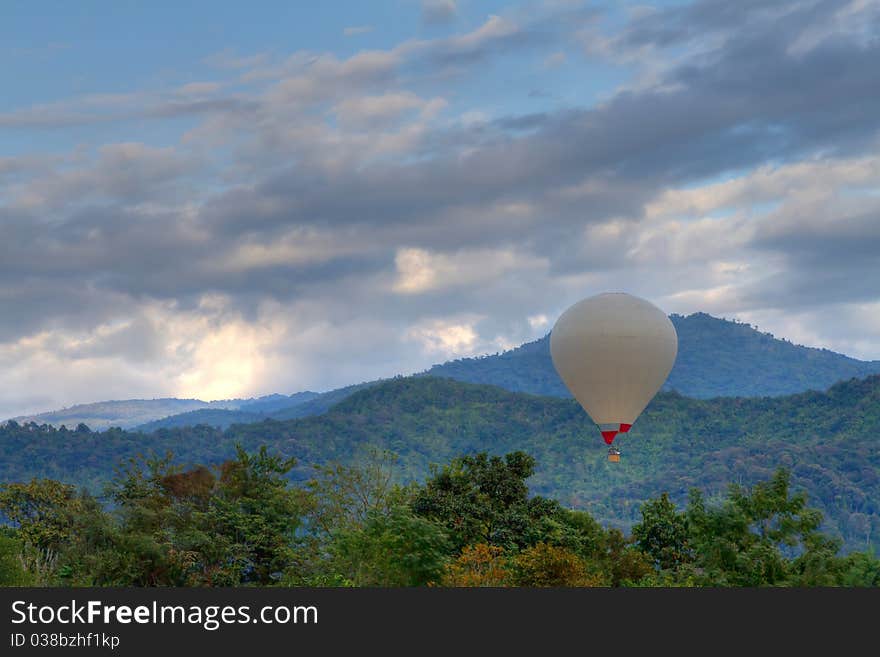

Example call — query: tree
[442,544,510,587]
[838,551,880,587]
[411,451,558,551]
[0,479,92,552]
[632,492,691,570]
[602,528,652,586]
[204,446,304,585]
[99,445,305,586]
[511,543,603,587]
[685,468,831,586]
[0,530,33,586]
[332,506,449,586]
[305,447,402,538]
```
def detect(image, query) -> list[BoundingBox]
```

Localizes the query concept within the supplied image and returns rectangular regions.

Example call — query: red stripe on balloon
[601,430,618,444]
[619,423,632,433]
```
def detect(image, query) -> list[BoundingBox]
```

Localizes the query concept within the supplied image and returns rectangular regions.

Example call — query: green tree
[686,468,829,586]
[98,446,305,586]
[412,451,557,551]
[838,551,880,586]
[0,530,33,586]
[632,492,691,570]
[305,447,402,537]
[332,506,449,586]
[0,479,90,552]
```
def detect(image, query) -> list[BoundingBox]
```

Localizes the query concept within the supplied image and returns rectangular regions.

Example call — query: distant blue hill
[134,386,364,431]
[137,312,880,431]
[9,391,320,432]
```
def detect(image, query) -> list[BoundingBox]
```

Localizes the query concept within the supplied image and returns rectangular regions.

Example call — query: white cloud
[332,92,445,128]
[406,318,480,357]
[393,247,545,294]
[3,0,880,419]
[528,314,549,330]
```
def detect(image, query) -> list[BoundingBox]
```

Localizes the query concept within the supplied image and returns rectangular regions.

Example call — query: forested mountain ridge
[425,312,880,398]
[138,313,880,431]
[2,374,878,552]
[9,312,879,432]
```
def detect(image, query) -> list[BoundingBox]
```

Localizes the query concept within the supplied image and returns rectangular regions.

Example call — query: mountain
[11,312,880,432]
[144,312,880,431]
[425,313,880,398]
[9,391,320,431]
[135,383,371,431]
[2,375,878,552]
[9,398,231,431]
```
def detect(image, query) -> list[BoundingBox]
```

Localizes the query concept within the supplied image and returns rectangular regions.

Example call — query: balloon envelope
[550,293,677,444]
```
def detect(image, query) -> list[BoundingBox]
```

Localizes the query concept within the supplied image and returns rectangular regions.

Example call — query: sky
[2,0,880,418]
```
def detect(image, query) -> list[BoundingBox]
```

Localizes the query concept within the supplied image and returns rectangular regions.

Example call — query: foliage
[0,530,33,586]
[4,374,879,552]
[330,506,449,587]
[52,446,307,586]
[1,446,878,588]
[305,447,403,538]
[412,452,558,551]
[442,544,510,587]
[632,493,690,570]
[0,479,93,552]
[630,470,880,587]
[510,543,604,587]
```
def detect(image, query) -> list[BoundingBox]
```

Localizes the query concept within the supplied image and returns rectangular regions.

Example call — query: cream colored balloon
[550,292,677,444]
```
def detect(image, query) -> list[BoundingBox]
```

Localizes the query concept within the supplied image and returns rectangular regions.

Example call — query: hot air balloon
[549,292,677,462]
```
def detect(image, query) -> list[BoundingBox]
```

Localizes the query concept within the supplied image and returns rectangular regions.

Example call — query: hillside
[10,398,229,431]
[137,313,880,432]
[135,383,372,431]
[12,313,880,432]
[2,375,878,552]
[425,313,880,398]
[10,391,320,431]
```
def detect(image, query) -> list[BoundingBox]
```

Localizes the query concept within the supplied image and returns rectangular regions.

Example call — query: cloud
[332,92,446,129]
[528,314,549,330]
[392,247,545,294]
[406,317,480,356]
[421,0,459,26]
[2,0,880,416]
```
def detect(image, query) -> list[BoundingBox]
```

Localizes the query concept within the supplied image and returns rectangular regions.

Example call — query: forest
[2,446,878,587]
[1,374,878,551]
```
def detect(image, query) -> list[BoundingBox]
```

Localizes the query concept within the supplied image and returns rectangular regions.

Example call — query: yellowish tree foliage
[442,543,510,587]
